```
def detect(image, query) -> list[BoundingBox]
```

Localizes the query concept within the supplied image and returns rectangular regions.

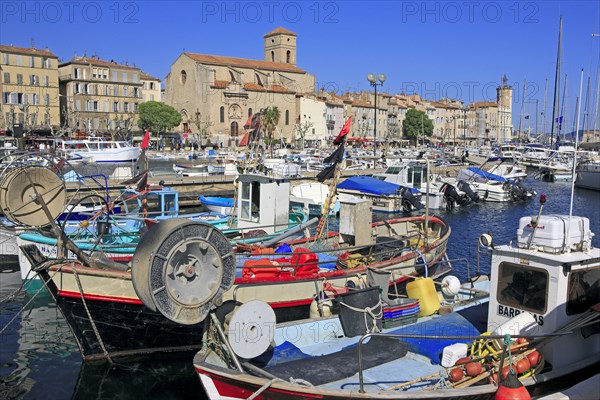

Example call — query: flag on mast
[333,117,352,145]
[141,129,150,149]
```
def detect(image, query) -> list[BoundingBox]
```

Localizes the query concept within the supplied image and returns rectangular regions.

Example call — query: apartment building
[0,45,60,133]
[58,55,142,134]
[141,72,161,102]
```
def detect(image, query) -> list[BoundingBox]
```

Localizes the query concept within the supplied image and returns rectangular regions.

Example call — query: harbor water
[1,175,599,400]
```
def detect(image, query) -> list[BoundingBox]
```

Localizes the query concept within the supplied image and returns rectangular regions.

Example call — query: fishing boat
[191,196,600,400]
[12,168,451,361]
[575,158,600,190]
[199,195,235,214]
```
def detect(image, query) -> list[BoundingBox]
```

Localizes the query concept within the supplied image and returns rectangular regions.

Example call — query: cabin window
[240,181,260,222]
[497,262,548,314]
[566,267,600,316]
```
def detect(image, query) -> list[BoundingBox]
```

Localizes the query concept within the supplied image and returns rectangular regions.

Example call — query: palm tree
[263,106,280,157]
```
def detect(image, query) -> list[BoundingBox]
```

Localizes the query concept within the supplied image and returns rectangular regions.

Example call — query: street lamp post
[367,73,386,156]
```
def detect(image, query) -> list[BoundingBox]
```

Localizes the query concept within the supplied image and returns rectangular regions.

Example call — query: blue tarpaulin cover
[467,167,507,182]
[337,176,419,196]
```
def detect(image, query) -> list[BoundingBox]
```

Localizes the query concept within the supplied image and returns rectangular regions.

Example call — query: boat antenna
[567,68,584,240]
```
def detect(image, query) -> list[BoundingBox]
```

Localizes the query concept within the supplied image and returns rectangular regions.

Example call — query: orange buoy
[496,371,531,400]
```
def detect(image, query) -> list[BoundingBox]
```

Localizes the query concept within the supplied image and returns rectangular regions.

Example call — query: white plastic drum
[226,300,276,359]
[0,166,66,227]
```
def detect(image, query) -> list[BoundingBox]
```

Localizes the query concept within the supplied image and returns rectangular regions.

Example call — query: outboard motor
[457,180,480,203]
[399,187,423,212]
[505,179,529,201]
[439,182,460,210]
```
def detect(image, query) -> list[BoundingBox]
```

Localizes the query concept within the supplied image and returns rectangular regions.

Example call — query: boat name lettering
[497,305,544,326]
[527,224,545,229]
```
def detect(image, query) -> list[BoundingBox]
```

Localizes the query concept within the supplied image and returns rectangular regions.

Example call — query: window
[111,71,117,81]
[74,83,81,94]
[497,262,548,314]
[180,70,187,85]
[3,73,9,83]
[2,92,10,104]
[132,73,138,83]
[255,74,262,86]
[122,72,127,83]
[104,101,109,112]
[220,106,224,123]
[114,85,119,96]
[2,54,9,64]
[240,181,260,222]
[18,113,24,123]
[248,108,253,117]
[75,100,81,111]
[113,102,119,112]
[286,50,291,63]
[149,82,155,90]
[84,84,90,94]
[229,71,237,83]
[42,58,50,68]
[44,93,50,105]
[44,76,49,86]
[16,55,22,66]
[230,121,238,136]
[74,68,79,79]
[30,56,34,67]
[123,86,128,96]
[17,74,23,85]
[30,75,38,85]
[567,267,599,315]
[285,110,289,125]
[270,51,274,62]
[93,68,98,78]
[32,93,39,105]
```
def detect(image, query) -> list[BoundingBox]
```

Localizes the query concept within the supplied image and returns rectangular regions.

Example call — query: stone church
[164,28,316,147]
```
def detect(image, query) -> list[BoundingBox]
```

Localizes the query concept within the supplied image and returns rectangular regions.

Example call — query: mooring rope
[71,265,113,363]
[338,300,383,334]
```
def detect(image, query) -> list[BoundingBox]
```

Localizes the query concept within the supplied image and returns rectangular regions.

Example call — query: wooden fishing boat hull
[34,215,450,361]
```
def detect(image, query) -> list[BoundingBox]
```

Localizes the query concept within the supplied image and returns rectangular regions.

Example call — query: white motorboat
[57,137,141,163]
[575,158,600,190]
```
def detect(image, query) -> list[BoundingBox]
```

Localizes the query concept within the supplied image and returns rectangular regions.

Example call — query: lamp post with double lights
[367,73,386,156]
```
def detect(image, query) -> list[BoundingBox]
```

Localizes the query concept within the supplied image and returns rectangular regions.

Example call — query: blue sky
[2,1,599,132]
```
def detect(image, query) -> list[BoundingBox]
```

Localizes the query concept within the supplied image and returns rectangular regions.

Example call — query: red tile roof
[62,56,140,70]
[470,101,497,108]
[0,44,57,58]
[140,72,161,81]
[184,52,305,73]
[264,27,297,38]
[242,83,294,94]
[211,80,230,89]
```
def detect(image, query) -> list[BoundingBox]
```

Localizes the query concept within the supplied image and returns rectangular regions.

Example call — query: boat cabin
[236,174,291,234]
[374,161,429,190]
[485,214,599,371]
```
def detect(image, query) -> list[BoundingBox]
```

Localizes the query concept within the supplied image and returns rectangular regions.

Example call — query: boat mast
[542,78,548,144]
[568,69,584,236]
[550,17,562,148]
[519,78,526,143]
[560,75,568,141]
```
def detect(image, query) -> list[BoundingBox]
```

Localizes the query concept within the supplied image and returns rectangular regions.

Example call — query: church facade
[164,28,316,147]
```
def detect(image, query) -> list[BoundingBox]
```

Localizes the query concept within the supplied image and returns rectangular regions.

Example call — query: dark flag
[323,142,345,164]
[316,163,337,182]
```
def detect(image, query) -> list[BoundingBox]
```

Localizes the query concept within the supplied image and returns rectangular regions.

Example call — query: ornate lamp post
[367,73,386,156]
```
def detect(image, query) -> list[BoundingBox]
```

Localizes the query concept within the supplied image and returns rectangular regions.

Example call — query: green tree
[137,101,182,134]
[402,108,434,144]
[262,106,280,157]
